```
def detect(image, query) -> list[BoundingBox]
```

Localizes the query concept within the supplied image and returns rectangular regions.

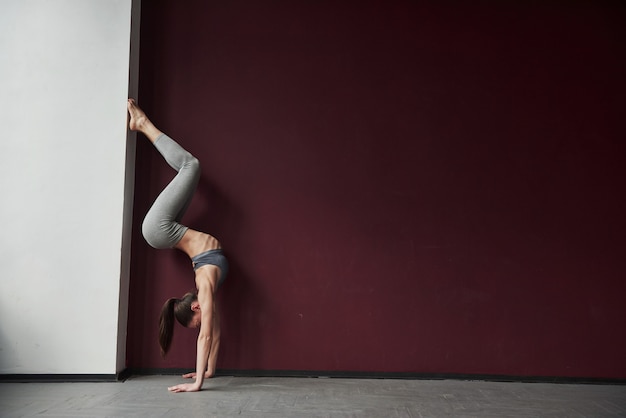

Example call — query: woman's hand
[182,371,213,379]
[167,383,201,393]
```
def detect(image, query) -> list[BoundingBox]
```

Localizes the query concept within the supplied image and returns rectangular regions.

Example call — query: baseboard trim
[128,368,626,385]
[0,374,117,383]
[0,368,132,383]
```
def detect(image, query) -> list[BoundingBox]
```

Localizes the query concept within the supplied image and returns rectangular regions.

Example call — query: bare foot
[127,98,149,131]
[127,98,163,142]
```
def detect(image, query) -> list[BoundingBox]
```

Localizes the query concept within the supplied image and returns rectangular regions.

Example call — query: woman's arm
[182,301,221,379]
[168,269,217,393]
[206,301,221,377]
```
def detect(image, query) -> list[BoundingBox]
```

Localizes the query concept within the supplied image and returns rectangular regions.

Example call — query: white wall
[0,0,139,375]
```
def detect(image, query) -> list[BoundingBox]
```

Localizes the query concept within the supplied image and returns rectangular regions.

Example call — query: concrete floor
[1,375,625,417]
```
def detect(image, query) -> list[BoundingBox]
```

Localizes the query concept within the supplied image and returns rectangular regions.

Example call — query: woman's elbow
[198,332,212,343]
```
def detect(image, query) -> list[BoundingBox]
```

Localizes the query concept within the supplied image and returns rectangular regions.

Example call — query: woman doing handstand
[128,98,228,393]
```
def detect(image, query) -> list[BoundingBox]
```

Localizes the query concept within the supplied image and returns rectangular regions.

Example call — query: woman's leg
[128,99,199,249]
[142,135,200,249]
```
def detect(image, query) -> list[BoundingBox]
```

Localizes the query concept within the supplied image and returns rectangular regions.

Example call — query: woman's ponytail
[158,293,198,356]
[159,297,178,357]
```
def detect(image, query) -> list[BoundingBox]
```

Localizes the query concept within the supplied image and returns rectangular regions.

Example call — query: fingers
[167,383,200,393]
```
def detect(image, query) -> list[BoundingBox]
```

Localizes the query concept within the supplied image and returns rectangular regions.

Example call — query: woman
[128,98,228,393]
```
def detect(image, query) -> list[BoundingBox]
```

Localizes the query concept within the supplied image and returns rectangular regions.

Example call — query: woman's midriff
[175,229,221,258]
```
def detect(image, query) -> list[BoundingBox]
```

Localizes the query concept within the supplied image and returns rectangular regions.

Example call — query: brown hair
[158,292,197,357]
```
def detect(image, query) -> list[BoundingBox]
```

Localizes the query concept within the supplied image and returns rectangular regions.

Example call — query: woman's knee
[184,156,200,173]
[142,217,170,249]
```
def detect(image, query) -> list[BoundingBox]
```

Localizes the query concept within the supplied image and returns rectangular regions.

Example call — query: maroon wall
[127,0,626,378]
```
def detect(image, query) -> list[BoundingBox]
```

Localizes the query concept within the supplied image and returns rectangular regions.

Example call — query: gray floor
[1,375,625,418]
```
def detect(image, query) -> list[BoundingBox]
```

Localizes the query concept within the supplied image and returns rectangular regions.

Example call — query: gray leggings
[142,134,200,249]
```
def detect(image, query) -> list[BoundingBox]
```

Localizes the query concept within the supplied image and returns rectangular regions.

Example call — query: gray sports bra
[191,249,229,287]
